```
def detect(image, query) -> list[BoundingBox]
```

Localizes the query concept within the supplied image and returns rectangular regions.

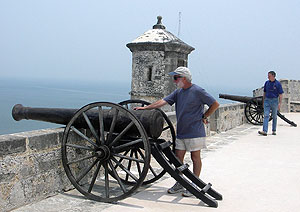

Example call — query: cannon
[12,100,222,207]
[219,94,297,127]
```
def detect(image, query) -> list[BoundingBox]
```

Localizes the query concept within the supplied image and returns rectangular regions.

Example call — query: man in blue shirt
[135,67,219,197]
[258,71,283,136]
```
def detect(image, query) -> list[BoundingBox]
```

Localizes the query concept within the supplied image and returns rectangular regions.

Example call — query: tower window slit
[147,67,152,81]
[177,59,186,67]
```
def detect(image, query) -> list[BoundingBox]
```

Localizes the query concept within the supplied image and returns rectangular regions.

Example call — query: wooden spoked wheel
[245,97,272,125]
[61,102,150,202]
[118,99,176,185]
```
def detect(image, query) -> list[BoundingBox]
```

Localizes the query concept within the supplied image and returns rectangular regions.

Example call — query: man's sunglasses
[173,75,183,80]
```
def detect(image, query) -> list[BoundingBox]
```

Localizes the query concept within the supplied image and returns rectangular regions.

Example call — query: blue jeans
[263,98,278,133]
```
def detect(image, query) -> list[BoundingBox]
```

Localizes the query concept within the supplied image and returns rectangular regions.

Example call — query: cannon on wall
[12,100,222,207]
[219,94,297,127]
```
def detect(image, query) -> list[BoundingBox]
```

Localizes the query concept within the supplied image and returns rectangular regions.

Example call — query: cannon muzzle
[12,104,164,138]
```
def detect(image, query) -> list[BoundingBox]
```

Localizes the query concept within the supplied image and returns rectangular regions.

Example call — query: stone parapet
[290,101,300,112]
[0,128,73,212]
[209,103,247,133]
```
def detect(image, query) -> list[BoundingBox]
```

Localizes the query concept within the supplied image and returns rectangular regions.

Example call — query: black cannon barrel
[219,94,262,104]
[12,104,164,138]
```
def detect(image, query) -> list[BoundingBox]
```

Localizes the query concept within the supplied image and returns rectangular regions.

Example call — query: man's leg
[180,150,202,197]
[271,99,278,132]
[175,149,186,163]
[191,150,201,177]
[263,99,271,133]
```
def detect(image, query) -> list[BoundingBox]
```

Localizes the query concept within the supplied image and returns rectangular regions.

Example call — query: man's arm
[278,94,283,111]
[202,101,220,124]
[134,99,168,110]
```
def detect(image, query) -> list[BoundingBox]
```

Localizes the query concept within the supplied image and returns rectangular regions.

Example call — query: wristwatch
[202,114,208,120]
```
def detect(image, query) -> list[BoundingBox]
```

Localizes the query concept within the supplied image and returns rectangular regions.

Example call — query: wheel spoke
[107,108,119,143]
[134,150,142,176]
[76,158,99,183]
[125,150,134,181]
[112,153,145,163]
[66,143,94,151]
[254,114,259,122]
[109,121,134,147]
[249,109,257,118]
[67,154,97,165]
[71,126,98,149]
[82,112,100,145]
[148,163,158,177]
[98,106,105,145]
[113,150,130,169]
[88,161,102,193]
[253,113,258,120]
[250,113,258,123]
[162,125,170,131]
[104,161,109,198]
[112,138,143,153]
[259,115,263,123]
[108,160,127,193]
[111,157,139,182]
[136,148,157,177]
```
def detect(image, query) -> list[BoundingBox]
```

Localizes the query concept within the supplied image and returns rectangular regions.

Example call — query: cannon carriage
[219,94,297,127]
[12,100,222,207]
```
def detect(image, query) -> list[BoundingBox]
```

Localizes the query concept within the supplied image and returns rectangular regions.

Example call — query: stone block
[32,150,61,173]
[0,180,26,211]
[1,154,38,183]
[0,135,26,157]
[27,131,59,151]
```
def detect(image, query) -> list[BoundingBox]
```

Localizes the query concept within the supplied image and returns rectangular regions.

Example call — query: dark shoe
[272,131,276,135]
[258,131,267,136]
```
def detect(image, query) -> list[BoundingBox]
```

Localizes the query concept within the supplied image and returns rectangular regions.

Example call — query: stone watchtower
[127,16,194,107]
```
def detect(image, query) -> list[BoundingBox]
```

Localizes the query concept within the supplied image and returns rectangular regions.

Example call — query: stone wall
[288,80,300,112]
[0,128,74,212]
[209,103,247,133]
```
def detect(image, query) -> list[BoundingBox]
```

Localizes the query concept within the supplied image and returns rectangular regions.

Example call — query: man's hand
[278,103,281,111]
[134,106,146,110]
[202,117,209,124]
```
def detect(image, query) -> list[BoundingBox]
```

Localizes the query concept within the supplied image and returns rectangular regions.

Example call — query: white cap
[168,67,192,81]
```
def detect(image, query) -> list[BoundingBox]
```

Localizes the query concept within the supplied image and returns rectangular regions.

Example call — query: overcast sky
[1,0,300,91]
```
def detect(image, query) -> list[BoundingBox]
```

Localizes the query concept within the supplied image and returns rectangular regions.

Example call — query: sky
[1,0,300,92]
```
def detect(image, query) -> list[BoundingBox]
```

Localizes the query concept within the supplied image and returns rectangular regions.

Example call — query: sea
[0,77,251,135]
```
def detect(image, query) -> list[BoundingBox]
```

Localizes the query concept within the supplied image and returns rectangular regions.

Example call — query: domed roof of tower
[127,16,194,53]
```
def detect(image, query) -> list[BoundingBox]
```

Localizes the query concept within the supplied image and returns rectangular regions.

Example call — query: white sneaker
[182,189,193,197]
[167,182,184,194]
